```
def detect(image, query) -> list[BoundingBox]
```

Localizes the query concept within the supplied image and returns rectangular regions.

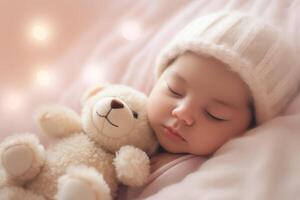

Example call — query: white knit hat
[155,12,300,124]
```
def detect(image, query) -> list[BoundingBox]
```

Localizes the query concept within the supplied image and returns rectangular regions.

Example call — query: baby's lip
[163,125,186,141]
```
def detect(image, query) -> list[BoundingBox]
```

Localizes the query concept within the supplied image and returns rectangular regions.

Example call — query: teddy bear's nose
[111,99,124,109]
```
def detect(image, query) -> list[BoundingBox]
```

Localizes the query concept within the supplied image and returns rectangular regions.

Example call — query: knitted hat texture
[155,12,300,124]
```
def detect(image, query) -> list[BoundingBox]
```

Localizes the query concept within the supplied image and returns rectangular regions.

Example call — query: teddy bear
[0,84,159,200]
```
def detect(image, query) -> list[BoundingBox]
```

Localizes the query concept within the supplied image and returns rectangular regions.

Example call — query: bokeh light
[1,91,26,113]
[33,67,57,89]
[82,62,107,84]
[27,19,53,44]
[32,24,49,41]
[120,20,142,41]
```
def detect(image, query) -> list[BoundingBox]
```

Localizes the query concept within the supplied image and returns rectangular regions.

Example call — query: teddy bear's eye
[132,111,138,119]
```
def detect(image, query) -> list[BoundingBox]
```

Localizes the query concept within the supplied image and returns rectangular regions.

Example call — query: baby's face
[147,52,252,155]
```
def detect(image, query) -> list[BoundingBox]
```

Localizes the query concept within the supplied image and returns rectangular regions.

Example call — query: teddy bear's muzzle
[92,97,135,138]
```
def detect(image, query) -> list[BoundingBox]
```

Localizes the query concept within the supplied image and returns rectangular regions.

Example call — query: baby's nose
[111,99,124,109]
[172,106,194,126]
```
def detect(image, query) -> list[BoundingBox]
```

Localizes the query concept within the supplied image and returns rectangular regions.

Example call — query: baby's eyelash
[168,85,181,96]
[165,82,182,97]
[205,110,226,121]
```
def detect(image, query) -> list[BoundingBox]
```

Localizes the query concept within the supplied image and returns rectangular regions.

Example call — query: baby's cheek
[147,94,159,122]
[188,131,225,155]
[148,80,175,123]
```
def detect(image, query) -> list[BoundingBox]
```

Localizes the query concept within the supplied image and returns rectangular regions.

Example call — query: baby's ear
[81,85,104,104]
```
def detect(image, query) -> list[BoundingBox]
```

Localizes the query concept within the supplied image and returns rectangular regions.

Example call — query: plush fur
[0,84,158,200]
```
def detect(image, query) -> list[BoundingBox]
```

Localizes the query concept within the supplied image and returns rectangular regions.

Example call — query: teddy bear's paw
[2,144,34,177]
[114,145,150,187]
[56,178,98,200]
[56,165,111,200]
[35,105,82,138]
[0,133,45,183]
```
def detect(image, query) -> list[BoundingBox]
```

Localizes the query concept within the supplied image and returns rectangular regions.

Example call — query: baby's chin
[159,139,215,156]
[156,130,215,155]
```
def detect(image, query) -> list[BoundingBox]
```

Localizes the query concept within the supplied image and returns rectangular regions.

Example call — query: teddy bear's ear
[81,85,104,104]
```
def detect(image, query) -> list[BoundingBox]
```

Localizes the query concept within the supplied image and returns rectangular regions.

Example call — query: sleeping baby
[119,11,300,199]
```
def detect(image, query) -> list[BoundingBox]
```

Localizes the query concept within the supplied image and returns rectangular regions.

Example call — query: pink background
[1,0,299,145]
